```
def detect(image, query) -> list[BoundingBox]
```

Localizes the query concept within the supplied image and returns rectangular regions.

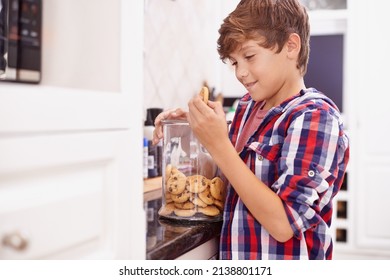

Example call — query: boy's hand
[152,108,188,145]
[188,95,228,152]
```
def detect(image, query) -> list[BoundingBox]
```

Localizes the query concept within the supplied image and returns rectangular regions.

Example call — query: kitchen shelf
[308,9,348,35]
[144,177,162,202]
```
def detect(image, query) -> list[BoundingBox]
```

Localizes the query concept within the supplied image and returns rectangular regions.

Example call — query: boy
[153,0,349,260]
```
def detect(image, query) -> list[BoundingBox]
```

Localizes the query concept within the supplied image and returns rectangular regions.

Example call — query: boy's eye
[228,59,237,67]
[245,55,255,60]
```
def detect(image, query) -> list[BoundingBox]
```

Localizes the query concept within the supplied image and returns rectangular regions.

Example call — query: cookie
[174,202,184,209]
[189,194,208,208]
[171,166,182,175]
[199,86,209,104]
[214,199,224,211]
[182,201,195,210]
[186,175,209,193]
[171,189,190,203]
[174,208,196,217]
[210,177,224,200]
[198,188,215,205]
[198,205,220,217]
[175,201,195,210]
[165,164,173,183]
[159,203,175,216]
[165,191,173,203]
[167,171,187,194]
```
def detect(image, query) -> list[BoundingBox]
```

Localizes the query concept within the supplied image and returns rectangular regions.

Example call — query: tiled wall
[143,0,222,119]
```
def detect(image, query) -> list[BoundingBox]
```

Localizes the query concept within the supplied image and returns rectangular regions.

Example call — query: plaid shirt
[220,88,350,260]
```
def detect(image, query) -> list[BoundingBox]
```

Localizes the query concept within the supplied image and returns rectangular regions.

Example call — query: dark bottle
[144,108,163,178]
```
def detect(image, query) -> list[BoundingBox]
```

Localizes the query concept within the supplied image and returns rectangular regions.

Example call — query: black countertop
[145,199,222,260]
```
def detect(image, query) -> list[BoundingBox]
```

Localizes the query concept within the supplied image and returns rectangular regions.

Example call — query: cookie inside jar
[158,120,226,222]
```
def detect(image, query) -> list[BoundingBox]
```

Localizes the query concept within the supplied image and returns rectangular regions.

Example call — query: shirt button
[308,170,315,177]
[258,155,264,161]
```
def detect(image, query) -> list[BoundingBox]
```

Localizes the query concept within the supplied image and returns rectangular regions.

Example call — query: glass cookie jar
[158,120,226,222]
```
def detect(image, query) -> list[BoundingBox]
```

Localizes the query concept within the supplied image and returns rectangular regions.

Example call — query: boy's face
[229,38,294,108]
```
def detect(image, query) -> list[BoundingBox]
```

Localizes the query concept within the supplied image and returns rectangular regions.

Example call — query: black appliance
[305,34,344,112]
[0,0,42,83]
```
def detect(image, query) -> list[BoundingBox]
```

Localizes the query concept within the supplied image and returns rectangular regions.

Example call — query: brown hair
[217,0,310,75]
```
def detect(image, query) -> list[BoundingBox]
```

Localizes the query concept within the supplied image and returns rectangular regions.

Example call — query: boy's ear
[286,33,301,58]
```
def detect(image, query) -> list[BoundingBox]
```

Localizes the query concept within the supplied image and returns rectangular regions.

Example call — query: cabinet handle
[2,231,29,251]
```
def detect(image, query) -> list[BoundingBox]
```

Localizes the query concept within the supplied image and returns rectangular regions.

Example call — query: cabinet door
[350,0,390,250]
[0,0,145,259]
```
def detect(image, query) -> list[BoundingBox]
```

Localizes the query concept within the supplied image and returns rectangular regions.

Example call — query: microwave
[0,0,42,83]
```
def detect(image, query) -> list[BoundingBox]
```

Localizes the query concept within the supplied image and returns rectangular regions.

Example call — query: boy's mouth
[245,81,257,90]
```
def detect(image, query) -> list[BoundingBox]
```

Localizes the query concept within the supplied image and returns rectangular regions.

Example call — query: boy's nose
[236,66,248,78]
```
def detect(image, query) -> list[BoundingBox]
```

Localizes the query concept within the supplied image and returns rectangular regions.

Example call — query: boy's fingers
[208,100,225,115]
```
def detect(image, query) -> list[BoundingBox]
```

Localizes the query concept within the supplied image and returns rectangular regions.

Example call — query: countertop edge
[146,218,222,260]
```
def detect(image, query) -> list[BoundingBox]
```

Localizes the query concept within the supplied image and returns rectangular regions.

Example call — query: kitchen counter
[144,177,222,260]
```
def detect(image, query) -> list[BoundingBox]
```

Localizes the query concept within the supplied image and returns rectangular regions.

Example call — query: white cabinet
[0,0,145,259]
[175,238,219,260]
[337,0,390,258]
[0,130,138,259]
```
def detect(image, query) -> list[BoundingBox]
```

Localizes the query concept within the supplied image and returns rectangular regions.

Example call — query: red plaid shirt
[219,88,350,259]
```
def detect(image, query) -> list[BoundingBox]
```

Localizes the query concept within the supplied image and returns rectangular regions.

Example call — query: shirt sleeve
[275,108,341,239]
